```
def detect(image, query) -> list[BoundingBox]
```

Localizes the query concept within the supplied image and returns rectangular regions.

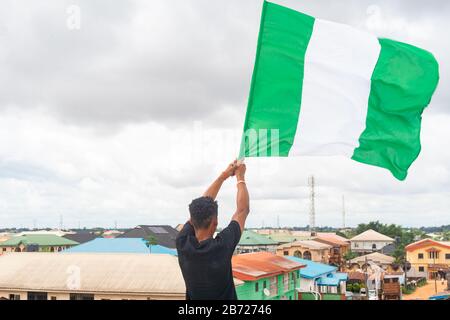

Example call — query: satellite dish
[263,288,270,297]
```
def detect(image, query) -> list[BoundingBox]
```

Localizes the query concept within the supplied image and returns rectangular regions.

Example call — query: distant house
[0,253,185,300]
[313,233,350,267]
[232,252,305,300]
[350,229,394,254]
[287,256,347,300]
[63,238,177,255]
[118,225,178,249]
[379,243,397,256]
[0,235,78,254]
[405,239,450,279]
[276,240,332,264]
[63,232,97,244]
[236,230,278,254]
[348,252,396,270]
[265,233,299,245]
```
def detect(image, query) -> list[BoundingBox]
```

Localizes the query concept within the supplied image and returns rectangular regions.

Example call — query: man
[176,160,249,300]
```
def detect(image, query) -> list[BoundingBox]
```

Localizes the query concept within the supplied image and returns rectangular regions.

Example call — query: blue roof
[287,256,337,278]
[317,276,340,286]
[63,238,176,255]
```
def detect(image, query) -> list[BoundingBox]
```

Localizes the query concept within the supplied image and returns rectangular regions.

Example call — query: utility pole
[308,176,316,233]
[342,195,346,229]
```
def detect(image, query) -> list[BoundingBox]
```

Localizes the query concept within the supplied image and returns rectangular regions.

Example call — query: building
[350,229,394,254]
[63,232,98,244]
[287,256,347,300]
[0,235,78,254]
[264,233,300,245]
[102,230,123,238]
[348,252,396,270]
[313,233,350,267]
[276,240,332,263]
[0,253,185,300]
[232,252,305,300]
[235,230,278,254]
[405,239,450,279]
[118,225,178,248]
[63,238,177,255]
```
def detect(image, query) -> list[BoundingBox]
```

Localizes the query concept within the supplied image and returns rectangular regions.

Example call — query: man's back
[176,220,241,300]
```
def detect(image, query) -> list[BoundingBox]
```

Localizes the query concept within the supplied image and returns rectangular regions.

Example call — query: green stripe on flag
[352,39,439,180]
[239,1,315,158]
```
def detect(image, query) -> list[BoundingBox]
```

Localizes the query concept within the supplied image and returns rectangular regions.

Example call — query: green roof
[238,230,278,246]
[265,233,298,243]
[0,234,79,247]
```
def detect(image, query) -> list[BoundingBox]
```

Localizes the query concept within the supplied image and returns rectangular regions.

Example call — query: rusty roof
[232,252,305,281]
[313,233,350,246]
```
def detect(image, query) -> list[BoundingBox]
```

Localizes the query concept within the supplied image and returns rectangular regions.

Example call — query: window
[270,277,278,296]
[9,294,20,300]
[70,293,94,300]
[445,253,450,260]
[372,244,377,250]
[283,251,289,256]
[50,296,57,300]
[354,243,359,248]
[255,282,259,292]
[419,266,425,272]
[2,248,6,252]
[27,292,48,300]
[428,251,439,259]
[263,281,267,289]
[283,274,289,291]
[418,253,424,259]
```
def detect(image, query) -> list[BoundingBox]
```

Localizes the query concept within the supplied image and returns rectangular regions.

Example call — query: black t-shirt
[176,220,242,300]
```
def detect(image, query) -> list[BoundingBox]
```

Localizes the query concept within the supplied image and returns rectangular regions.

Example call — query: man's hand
[235,163,246,181]
[220,160,238,180]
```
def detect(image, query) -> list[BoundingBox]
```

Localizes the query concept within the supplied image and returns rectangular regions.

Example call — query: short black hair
[189,196,218,230]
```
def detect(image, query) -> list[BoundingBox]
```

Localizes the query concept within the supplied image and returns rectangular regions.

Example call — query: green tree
[145,235,158,252]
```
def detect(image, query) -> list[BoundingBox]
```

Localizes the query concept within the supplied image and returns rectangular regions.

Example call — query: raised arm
[232,163,249,233]
[203,161,237,200]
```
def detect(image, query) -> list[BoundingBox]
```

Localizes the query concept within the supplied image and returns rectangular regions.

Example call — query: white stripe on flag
[290,18,381,157]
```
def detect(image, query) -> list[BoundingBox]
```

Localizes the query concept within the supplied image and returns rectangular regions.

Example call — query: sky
[0,0,449,229]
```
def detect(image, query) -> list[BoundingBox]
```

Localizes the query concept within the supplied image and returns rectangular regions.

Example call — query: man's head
[189,196,218,233]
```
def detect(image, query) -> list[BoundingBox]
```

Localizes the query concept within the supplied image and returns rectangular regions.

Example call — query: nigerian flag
[239,1,439,180]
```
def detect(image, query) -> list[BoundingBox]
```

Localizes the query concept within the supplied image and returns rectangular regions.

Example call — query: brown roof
[347,271,365,281]
[232,252,305,281]
[314,233,350,246]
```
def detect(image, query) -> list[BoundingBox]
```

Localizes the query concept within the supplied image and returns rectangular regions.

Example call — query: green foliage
[145,235,158,249]
[344,250,358,261]
[346,284,353,292]
[417,278,427,287]
[352,283,361,293]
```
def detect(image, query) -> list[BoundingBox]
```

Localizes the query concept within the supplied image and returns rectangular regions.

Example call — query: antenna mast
[342,195,346,229]
[308,176,316,233]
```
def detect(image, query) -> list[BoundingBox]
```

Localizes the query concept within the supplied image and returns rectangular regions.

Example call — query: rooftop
[118,225,178,249]
[63,232,98,244]
[349,252,395,265]
[350,229,394,242]
[264,233,299,244]
[313,233,350,246]
[238,230,278,246]
[232,252,305,281]
[0,234,79,247]
[286,256,337,278]
[63,238,176,255]
[0,252,185,296]
[278,239,332,250]
[405,238,450,252]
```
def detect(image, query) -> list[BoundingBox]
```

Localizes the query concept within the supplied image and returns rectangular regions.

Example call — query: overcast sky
[0,0,449,229]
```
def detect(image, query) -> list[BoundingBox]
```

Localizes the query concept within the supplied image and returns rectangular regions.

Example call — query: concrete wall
[351,241,392,252]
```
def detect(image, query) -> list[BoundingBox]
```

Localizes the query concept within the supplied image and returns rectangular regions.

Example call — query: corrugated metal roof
[0,234,79,247]
[238,230,278,246]
[0,252,185,295]
[349,252,395,265]
[286,256,336,278]
[232,252,305,281]
[313,233,350,246]
[350,229,394,242]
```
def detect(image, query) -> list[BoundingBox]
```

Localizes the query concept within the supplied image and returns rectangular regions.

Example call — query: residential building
[313,233,350,267]
[348,252,396,271]
[0,253,185,300]
[0,235,78,254]
[235,230,278,254]
[264,233,299,245]
[276,240,332,263]
[63,238,177,255]
[350,229,394,254]
[287,256,347,300]
[405,239,450,279]
[232,252,305,300]
[118,225,178,248]
[63,232,97,244]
